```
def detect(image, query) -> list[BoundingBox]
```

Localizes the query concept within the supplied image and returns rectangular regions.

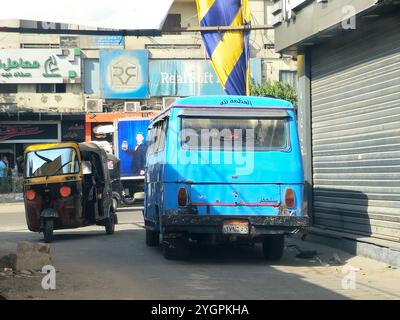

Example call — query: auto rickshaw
[106,153,135,211]
[23,142,118,243]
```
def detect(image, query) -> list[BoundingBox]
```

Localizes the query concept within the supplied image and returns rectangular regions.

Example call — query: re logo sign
[110,57,140,91]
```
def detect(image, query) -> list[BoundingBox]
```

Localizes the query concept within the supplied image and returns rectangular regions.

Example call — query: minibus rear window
[181,117,288,150]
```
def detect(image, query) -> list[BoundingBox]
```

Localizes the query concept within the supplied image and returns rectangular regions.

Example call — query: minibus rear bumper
[161,212,309,236]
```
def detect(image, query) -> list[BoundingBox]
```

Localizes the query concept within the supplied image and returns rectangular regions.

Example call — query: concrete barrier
[15,242,52,271]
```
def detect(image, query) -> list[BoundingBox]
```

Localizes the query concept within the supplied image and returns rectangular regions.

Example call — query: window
[162,14,181,34]
[84,59,100,94]
[36,83,66,93]
[0,84,18,93]
[36,21,61,30]
[279,70,297,89]
[21,43,60,49]
[181,117,289,151]
[149,119,168,154]
[25,147,79,178]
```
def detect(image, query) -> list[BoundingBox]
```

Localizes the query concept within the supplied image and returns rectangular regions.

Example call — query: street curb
[307,227,400,267]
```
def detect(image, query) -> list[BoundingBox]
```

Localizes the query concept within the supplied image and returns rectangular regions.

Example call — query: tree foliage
[250,79,298,107]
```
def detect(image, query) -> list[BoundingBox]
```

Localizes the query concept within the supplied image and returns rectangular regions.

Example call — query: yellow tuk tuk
[23,142,117,242]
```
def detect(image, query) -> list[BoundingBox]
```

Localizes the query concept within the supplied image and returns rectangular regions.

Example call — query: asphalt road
[0,203,399,300]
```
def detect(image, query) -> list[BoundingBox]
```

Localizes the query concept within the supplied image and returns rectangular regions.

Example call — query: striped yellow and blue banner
[196,0,251,95]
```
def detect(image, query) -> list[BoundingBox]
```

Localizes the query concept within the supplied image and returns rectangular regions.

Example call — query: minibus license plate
[222,220,249,234]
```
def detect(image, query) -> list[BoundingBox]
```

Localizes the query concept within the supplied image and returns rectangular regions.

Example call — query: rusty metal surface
[162,212,309,231]
[23,181,84,232]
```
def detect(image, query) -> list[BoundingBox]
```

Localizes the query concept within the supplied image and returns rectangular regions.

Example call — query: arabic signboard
[61,121,85,142]
[60,36,80,48]
[0,49,81,84]
[100,50,149,99]
[0,123,60,143]
[88,36,124,48]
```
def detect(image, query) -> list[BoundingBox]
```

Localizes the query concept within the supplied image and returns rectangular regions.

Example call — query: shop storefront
[0,112,85,176]
[274,1,400,257]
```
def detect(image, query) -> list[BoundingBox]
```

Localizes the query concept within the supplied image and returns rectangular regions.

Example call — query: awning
[0,0,174,30]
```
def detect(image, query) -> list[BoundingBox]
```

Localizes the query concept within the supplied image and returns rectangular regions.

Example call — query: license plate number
[222,220,249,234]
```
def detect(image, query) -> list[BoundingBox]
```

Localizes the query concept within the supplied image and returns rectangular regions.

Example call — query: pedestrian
[0,155,9,193]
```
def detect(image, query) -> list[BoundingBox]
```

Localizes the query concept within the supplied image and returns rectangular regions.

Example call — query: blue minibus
[144,95,308,260]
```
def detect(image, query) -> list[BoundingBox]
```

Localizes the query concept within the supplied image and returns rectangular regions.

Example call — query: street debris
[0,253,16,270]
[0,267,14,277]
[20,270,32,276]
[328,253,344,266]
[287,244,318,259]
[16,241,52,271]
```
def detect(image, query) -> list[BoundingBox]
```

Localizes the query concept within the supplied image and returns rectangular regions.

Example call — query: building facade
[0,0,296,171]
[273,0,400,262]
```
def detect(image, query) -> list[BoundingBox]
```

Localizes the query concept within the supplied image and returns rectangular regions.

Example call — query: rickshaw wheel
[105,212,115,235]
[43,219,54,243]
[262,234,284,261]
[112,198,118,212]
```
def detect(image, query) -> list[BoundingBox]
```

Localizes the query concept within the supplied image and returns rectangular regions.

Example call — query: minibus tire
[162,236,190,260]
[262,235,284,261]
[43,219,54,243]
[146,229,159,247]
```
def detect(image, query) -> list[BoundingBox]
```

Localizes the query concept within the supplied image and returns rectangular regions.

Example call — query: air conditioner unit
[124,101,141,112]
[85,98,103,113]
[162,97,179,110]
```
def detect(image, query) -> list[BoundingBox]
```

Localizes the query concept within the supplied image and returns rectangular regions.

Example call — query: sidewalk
[0,194,23,204]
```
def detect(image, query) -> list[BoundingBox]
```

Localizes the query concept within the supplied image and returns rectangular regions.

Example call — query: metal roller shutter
[310,14,400,242]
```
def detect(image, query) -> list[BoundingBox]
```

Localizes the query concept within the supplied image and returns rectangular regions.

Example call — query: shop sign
[150,58,261,96]
[0,49,81,84]
[100,50,149,99]
[0,123,60,143]
[150,60,225,97]
[61,121,85,142]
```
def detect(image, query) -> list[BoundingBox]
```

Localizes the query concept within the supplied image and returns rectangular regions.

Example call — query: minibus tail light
[285,188,295,208]
[26,189,36,201]
[178,188,188,207]
[60,186,72,198]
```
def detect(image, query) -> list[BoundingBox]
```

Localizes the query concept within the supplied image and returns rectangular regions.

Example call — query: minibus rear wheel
[262,234,284,261]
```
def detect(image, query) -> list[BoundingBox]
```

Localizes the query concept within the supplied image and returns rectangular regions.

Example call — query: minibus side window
[152,119,168,153]
[146,127,155,155]
[157,120,167,152]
